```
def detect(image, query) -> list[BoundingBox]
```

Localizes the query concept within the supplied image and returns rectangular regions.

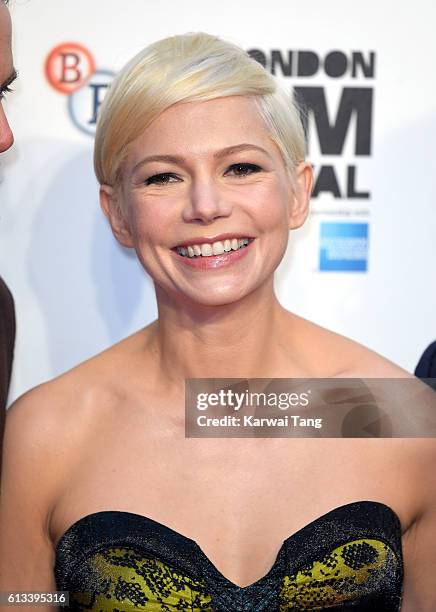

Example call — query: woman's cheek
[128,197,173,245]
[248,181,291,227]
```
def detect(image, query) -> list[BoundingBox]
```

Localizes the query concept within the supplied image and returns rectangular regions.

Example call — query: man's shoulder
[0,273,15,349]
[0,275,14,308]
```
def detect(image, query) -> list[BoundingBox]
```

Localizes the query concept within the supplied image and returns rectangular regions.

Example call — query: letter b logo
[45,43,96,94]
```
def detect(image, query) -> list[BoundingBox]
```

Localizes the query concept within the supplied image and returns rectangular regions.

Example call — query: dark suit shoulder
[0,275,16,411]
[415,340,436,378]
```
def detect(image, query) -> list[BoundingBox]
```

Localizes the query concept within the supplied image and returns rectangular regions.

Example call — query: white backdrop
[1,0,435,405]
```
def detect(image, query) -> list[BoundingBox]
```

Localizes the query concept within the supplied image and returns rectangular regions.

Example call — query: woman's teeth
[176,238,250,258]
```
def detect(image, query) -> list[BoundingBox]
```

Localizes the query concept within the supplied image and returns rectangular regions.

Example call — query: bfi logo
[45,43,114,136]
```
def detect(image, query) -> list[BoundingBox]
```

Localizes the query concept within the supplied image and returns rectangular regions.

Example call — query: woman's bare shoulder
[287,312,412,378]
[5,326,152,459]
[4,373,103,485]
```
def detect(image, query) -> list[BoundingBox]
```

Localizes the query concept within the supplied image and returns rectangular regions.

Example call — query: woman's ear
[288,161,313,230]
[99,184,134,248]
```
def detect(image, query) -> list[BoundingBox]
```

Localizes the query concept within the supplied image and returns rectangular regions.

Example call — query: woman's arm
[0,386,64,601]
[401,441,436,611]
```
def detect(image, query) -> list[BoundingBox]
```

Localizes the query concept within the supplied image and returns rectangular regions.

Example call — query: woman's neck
[149,282,295,385]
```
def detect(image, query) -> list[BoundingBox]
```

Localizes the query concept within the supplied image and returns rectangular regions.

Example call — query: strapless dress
[54,500,403,611]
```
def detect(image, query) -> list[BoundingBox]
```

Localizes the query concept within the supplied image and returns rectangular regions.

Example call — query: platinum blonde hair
[94,32,306,188]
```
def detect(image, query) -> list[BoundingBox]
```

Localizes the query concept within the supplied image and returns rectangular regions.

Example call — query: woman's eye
[144,173,178,186]
[143,163,261,186]
[226,163,261,177]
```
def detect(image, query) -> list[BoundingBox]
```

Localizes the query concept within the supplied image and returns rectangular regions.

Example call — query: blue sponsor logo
[319,222,368,272]
[67,69,114,136]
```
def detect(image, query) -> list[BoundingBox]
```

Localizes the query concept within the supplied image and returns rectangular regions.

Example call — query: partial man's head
[0,0,16,153]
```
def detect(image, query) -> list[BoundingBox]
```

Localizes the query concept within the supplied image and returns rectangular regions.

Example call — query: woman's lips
[171,239,255,270]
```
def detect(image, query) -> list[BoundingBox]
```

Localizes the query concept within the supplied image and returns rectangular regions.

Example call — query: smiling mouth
[173,237,255,258]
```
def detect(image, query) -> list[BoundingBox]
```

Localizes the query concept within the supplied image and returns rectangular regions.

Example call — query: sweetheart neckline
[54,499,403,591]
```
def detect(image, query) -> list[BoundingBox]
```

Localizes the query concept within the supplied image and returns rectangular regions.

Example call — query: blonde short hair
[94,31,306,187]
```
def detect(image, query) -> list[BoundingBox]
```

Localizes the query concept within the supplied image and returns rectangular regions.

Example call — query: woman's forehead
[130,96,272,153]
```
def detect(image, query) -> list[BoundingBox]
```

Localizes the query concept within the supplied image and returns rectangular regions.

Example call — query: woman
[1,32,435,611]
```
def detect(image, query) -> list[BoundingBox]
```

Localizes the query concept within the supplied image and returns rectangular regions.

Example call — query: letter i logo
[45,43,96,94]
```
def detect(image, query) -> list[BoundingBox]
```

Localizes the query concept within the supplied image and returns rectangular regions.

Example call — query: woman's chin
[180,284,253,307]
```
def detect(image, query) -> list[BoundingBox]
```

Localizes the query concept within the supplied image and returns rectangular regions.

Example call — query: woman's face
[101,95,312,306]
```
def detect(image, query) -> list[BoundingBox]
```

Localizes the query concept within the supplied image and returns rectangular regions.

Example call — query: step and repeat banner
[1,0,435,403]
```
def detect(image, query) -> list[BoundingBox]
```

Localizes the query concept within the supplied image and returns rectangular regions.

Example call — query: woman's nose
[0,103,14,153]
[182,175,232,223]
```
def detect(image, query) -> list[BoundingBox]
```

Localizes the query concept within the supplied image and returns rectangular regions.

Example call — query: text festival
[248,48,374,200]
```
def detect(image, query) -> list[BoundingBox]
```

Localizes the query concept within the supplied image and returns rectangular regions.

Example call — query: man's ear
[288,161,313,230]
[99,184,134,248]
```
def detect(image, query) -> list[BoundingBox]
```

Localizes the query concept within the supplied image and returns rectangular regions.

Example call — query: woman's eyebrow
[0,68,18,90]
[131,143,272,173]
